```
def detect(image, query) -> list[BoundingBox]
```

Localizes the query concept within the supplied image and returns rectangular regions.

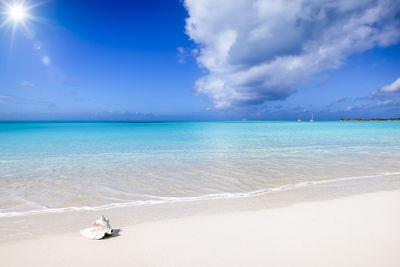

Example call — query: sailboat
[310,113,314,122]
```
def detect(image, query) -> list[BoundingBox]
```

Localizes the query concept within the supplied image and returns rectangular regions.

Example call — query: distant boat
[310,113,314,122]
[297,119,301,122]
[242,118,246,122]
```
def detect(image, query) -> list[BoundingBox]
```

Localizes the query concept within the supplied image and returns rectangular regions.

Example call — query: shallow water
[0,121,399,214]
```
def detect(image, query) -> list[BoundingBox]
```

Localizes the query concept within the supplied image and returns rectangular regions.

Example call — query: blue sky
[0,0,399,120]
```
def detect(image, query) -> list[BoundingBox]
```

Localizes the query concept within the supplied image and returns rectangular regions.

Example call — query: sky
[0,0,399,120]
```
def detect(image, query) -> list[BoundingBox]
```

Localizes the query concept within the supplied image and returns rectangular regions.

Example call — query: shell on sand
[80,215,113,240]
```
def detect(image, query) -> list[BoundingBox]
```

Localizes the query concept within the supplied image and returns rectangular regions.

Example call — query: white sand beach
[1,180,399,267]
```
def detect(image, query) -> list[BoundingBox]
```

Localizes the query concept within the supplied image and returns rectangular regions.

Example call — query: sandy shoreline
[1,190,400,266]
[0,175,400,266]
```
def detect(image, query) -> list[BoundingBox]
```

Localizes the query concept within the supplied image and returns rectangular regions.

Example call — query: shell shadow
[103,228,122,239]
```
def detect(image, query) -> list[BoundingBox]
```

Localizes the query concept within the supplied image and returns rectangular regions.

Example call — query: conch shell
[80,215,113,240]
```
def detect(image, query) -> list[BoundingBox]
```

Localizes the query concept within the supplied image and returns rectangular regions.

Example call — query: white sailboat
[310,113,314,122]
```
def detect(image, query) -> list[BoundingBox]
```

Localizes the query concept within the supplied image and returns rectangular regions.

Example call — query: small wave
[0,171,399,217]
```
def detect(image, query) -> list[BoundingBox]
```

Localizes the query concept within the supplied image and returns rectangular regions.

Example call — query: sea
[0,121,399,216]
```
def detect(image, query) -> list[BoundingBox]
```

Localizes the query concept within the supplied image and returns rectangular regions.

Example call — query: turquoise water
[0,121,400,214]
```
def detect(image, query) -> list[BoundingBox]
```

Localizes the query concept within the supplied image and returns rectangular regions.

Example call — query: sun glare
[8,4,27,22]
[0,1,40,44]
[1,1,36,31]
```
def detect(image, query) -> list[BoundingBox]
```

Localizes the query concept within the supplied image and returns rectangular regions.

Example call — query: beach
[1,121,400,266]
[1,175,400,266]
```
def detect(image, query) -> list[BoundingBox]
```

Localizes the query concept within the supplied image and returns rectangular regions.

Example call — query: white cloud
[177,46,187,63]
[0,95,10,103]
[371,76,400,98]
[177,46,199,63]
[184,0,400,108]
[42,56,51,66]
[380,77,400,93]
[345,99,399,112]
[18,81,36,88]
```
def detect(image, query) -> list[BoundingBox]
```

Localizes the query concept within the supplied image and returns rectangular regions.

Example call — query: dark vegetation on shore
[340,117,400,121]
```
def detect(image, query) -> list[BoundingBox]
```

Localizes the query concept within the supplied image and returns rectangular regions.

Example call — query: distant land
[340,118,400,121]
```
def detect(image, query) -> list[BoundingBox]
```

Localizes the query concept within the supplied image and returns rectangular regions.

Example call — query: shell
[80,215,113,240]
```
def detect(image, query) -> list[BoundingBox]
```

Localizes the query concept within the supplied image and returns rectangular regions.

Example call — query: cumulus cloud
[183,0,400,108]
[379,77,400,93]
[370,77,400,98]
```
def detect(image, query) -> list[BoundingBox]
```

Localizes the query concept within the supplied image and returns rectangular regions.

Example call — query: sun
[1,1,36,30]
[0,0,43,44]
[8,4,27,22]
